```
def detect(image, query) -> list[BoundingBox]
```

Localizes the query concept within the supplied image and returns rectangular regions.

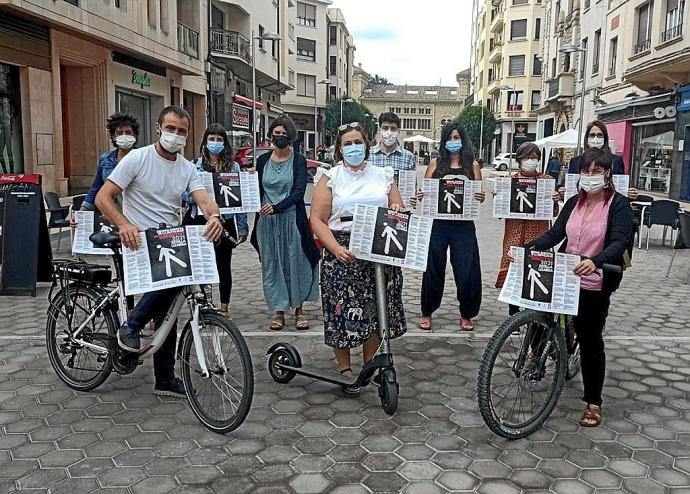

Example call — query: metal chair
[44,192,71,251]
[642,199,681,250]
[632,195,655,248]
[71,194,86,212]
[666,212,690,284]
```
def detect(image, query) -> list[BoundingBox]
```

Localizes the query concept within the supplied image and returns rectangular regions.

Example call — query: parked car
[234,146,270,168]
[306,159,331,183]
[492,153,518,171]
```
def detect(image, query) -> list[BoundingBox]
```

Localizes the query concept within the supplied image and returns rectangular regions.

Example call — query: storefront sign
[232,104,250,130]
[514,123,528,138]
[131,70,151,89]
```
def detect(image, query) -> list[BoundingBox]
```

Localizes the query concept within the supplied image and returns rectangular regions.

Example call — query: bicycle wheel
[46,285,117,391]
[477,309,566,439]
[564,316,581,381]
[179,312,254,434]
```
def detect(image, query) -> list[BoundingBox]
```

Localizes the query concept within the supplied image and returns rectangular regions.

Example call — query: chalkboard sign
[0,174,53,296]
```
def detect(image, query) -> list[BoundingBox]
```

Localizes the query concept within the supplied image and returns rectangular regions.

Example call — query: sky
[329,0,474,87]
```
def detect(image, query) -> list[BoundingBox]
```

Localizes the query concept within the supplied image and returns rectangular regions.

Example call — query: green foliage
[456,106,496,154]
[370,74,390,85]
[325,97,378,141]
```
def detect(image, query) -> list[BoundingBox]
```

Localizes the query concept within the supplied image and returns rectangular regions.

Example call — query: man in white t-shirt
[96,105,222,398]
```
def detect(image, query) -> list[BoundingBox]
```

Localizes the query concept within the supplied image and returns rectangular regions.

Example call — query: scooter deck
[279,364,371,388]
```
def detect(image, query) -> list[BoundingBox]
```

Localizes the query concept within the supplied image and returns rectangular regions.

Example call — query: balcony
[491,0,503,5]
[177,22,199,59]
[545,72,575,102]
[490,11,504,33]
[488,79,501,94]
[633,38,651,56]
[661,24,683,44]
[210,29,251,64]
[488,42,503,63]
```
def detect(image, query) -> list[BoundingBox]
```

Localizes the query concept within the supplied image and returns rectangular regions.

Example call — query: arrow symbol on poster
[381,222,403,254]
[516,189,534,212]
[444,190,462,212]
[219,184,240,206]
[527,264,549,299]
[157,245,188,277]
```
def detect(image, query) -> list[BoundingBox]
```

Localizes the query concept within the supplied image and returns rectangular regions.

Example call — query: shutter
[509,56,525,76]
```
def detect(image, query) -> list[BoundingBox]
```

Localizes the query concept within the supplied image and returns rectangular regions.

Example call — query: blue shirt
[83,149,119,210]
[369,144,416,171]
[182,158,248,236]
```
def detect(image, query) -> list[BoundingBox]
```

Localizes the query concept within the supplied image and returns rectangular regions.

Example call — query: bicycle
[46,229,254,434]
[476,263,620,439]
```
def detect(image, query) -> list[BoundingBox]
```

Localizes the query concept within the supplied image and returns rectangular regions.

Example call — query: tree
[370,74,390,85]
[456,106,496,161]
[324,97,378,143]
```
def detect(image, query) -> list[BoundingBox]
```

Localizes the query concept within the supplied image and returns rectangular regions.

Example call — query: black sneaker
[117,323,141,352]
[154,377,186,398]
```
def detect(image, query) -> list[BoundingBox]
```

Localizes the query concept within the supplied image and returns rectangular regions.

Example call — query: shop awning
[233,95,263,110]
[533,128,580,149]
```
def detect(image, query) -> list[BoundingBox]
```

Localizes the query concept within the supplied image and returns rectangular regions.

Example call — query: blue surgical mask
[445,140,463,153]
[342,143,366,166]
[207,141,225,155]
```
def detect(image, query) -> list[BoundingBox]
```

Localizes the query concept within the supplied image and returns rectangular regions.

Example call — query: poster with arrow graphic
[493,177,556,220]
[498,246,581,315]
[200,171,261,214]
[72,211,117,255]
[349,205,433,271]
[421,177,482,220]
[563,173,630,201]
[122,225,218,295]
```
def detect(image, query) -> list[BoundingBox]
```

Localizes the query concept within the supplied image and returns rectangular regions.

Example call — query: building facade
[0,0,208,196]
[326,8,354,103]
[472,0,545,160]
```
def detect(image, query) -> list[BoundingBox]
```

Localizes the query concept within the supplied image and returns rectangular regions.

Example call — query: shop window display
[0,63,23,174]
[633,123,674,194]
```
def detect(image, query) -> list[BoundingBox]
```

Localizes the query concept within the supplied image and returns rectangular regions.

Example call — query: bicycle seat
[90,231,121,248]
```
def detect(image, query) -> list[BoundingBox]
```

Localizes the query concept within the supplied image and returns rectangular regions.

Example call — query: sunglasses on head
[338,122,361,132]
[588,132,604,138]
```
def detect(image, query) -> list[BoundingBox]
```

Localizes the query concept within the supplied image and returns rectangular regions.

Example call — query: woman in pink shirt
[526,148,634,428]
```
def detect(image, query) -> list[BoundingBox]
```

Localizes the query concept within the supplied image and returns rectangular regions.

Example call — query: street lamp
[315,79,331,154]
[252,30,281,167]
[560,42,588,157]
[498,84,517,169]
[340,97,354,125]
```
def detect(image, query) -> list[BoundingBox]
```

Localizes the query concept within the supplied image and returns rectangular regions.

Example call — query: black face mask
[273,135,291,149]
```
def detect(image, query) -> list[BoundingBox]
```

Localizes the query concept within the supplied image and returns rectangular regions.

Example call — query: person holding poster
[96,105,223,398]
[310,122,407,382]
[418,121,485,331]
[183,123,248,318]
[525,148,634,428]
[495,143,561,314]
[252,115,320,331]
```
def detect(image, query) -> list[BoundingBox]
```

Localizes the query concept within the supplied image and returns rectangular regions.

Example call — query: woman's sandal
[460,318,475,332]
[295,313,310,330]
[418,317,432,331]
[338,367,361,394]
[270,315,285,331]
[579,404,603,427]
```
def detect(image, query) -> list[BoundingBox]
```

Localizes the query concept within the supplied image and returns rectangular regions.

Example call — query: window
[329,25,337,45]
[297,2,316,27]
[634,3,652,54]
[426,108,432,115]
[507,91,524,111]
[663,0,685,41]
[329,86,337,100]
[534,17,541,40]
[297,73,315,96]
[508,55,526,76]
[592,29,601,74]
[396,107,401,113]
[297,38,316,62]
[608,37,618,77]
[580,38,588,80]
[288,23,295,41]
[531,90,541,110]
[425,90,438,95]
[584,0,590,9]
[417,119,432,130]
[513,0,528,4]
[406,90,419,95]
[63,0,79,5]
[511,19,528,40]
[115,0,121,7]
[385,89,397,94]
[329,56,337,76]
[533,54,543,75]
[410,108,416,114]
[551,57,557,77]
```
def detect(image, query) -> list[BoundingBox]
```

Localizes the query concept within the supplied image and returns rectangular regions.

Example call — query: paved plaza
[1,178,690,493]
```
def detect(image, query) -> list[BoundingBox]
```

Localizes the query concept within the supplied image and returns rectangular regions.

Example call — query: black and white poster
[72,211,116,255]
[421,177,482,220]
[498,246,581,315]
[493,177,556,219]
[123,225,218,295]
[349,205,433,271]
[200,171,261,214]
[393,169,417,209]
[564,173,630,201]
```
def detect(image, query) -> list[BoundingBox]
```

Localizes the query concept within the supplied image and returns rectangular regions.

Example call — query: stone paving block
[436,470,479,491]
[176,465,222,485]
[362,471,407,493]
[551,478,595,494]
[509,469,553,490]
[144,457,190,476]
[49,477,100,494]
[289,473,331,494]
[623,477,668,494]
[398,461,442,481]
[325,462,368,484]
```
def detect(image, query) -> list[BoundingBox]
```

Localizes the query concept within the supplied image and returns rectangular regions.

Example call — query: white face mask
[588,137,605,149]
[159,131,187,153]
[579,174,606,194]
[381,129,399,147]
[115,135,136,150]
[520,159,539,173]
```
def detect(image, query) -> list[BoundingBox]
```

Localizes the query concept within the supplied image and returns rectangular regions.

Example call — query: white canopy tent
[533,128,581,149]
[403,135,437,144]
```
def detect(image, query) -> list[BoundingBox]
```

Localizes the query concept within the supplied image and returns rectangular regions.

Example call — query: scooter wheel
[268,348,297,384]
[378,368,399,415]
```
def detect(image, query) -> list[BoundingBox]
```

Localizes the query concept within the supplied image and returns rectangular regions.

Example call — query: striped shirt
[369,144,416,171]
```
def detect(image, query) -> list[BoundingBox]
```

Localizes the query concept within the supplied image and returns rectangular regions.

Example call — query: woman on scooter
[310,122,407,381]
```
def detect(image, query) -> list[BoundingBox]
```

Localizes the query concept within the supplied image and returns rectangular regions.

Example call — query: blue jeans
[126,288,179,384]
[421,220,482,319]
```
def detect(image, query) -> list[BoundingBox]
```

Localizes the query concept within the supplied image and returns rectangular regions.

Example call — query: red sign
[611,15,619,30]
[0,174,40,185]
[232,94,263,110]
[232,105,250,130]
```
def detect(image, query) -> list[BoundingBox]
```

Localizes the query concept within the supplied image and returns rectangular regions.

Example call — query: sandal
[270,314,285,331]
[338,368,361,394]
[460,318,475,331]
[295,313,310,330]
[418,317,432,331]
[579,404,603,427]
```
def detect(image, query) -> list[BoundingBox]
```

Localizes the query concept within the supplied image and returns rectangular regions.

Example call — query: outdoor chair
[71,194,86,212]
[632,195,654,248]
[642,199,681,250]
[44,192,71,251]
[665,211,690,284]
